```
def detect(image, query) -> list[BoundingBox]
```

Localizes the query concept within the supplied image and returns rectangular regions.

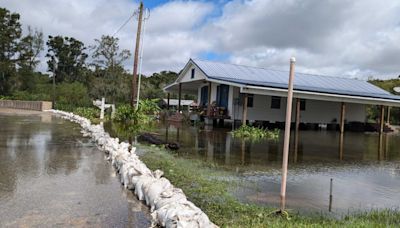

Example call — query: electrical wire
[112,12,137,37]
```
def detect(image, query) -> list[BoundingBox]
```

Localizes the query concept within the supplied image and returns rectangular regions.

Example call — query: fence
[0,100,52,111]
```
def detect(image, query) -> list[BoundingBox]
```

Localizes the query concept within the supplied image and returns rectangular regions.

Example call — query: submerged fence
[0,100,52,111]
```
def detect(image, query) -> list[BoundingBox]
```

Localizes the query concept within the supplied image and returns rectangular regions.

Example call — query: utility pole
[131,1,144,107]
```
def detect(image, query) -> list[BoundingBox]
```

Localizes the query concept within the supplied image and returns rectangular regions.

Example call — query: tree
[18,26,44,69]
[91,35,131,70]
[0,8,22,95]
[89,35,131,103]
[46,35,88,83]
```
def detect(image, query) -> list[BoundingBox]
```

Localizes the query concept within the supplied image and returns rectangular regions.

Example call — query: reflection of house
[162,99,197,112]
[164,59,400,131]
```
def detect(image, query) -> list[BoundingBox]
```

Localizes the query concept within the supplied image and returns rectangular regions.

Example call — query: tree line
[0,7,182,110]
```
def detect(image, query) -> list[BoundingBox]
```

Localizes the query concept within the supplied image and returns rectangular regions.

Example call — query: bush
[232,125,280,140]
[73,107,99,121]
[113,104,150,124]
[56,82,91,108]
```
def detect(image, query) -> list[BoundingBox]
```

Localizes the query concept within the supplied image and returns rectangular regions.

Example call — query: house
[164,59,400,131]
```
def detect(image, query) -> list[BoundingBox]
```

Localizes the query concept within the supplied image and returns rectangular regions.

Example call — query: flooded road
[0,110,151,227]
[146,123,400,214]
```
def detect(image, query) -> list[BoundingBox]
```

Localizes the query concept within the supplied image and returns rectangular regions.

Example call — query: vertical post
[280,57,296,212]
[379,105,385,134]
[294,98,300,162]
[242,93,248,126]
[178,83,182,112]
[207,81,212,116]
[340,102,346,134]
[52,59,56,108]
[100,97,105,120]
[387,106,391,124]
[131,1,144,107]
[167,93,170,110]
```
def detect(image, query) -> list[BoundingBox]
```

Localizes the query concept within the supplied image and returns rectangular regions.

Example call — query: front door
[200,86,209,106]
[216,84,229,109]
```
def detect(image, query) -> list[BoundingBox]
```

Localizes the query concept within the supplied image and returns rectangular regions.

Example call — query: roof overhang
[242,85,400,107]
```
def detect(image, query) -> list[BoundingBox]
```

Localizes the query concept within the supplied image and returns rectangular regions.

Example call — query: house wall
[231,87,366,123]
[179,63,207,83]
[196,83,366,123]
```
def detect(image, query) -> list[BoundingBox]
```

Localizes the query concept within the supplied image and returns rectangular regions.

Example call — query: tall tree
[18,26,44,69]
[46,36,88,83]
[0,8,21,95]
[89,35,131,103]
[91,35,131,71]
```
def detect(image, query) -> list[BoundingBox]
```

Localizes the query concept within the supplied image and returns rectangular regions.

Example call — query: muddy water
[0,112,151,227]
[152,123,400,214]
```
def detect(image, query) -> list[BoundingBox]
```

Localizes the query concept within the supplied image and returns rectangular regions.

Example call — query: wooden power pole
[131,1,144,107]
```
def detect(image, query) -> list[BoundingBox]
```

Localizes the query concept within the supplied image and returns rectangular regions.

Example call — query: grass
[232,125,280,141]
[140,146,400,227]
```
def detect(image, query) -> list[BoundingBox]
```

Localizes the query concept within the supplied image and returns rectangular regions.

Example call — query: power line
[112,12,137,37]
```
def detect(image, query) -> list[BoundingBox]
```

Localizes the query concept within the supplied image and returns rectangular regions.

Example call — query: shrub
[56,82,91,108]
[113,104,150,124]
[232,125,280,140]
[73,107,99,121]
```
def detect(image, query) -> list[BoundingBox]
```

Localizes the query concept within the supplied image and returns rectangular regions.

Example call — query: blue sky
[1,0,400,79]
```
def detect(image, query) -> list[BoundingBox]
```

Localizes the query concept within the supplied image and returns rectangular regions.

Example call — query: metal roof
[191,59,400,101]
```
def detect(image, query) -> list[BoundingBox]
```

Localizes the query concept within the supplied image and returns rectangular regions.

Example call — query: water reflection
[0,113,150,227]
[149,123,400,214]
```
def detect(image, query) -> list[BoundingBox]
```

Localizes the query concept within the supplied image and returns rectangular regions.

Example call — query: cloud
[1,0,399,79]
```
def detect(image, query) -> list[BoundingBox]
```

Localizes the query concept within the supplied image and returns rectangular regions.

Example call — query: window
[191,68,195,79]
[300,99,306,111]
[271,96,281,109]
[247,94,254,107]
[239,93,253,107]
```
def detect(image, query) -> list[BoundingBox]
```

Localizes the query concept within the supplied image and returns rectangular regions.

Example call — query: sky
[1,0,400,79]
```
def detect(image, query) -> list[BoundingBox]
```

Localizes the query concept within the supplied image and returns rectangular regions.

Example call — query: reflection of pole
[280,57,296,212]
[339,132,344,160]
[165,125,169,142]
[387,106,391,124]
[329,178,333,212]
[241,139,245,165]
[378,132,384,160]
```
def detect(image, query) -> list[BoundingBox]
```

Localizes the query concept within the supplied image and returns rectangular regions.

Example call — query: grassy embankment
[140,146,400,227]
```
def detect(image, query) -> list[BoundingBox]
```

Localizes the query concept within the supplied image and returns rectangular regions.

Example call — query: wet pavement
[0,110,151,227]
[138,122,400,215]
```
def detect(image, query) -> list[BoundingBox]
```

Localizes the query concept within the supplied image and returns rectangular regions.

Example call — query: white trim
[242,85,400,107]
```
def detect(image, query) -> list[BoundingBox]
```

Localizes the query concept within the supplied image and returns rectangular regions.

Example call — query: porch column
[340,102,346,134]
[167,93,170,110]
[379,105,385,134]
[178,83,182,112]
[295,98,301,134]
[242,93,248,126]
[207,81,212,116]
[294,98,301,162]
[387,106,391,124]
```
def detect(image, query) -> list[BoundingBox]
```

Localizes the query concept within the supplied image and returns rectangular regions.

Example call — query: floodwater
[148,123,400,214]
[0,111,151,227]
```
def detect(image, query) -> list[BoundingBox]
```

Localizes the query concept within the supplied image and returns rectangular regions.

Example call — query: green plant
[113,104,150,124]
[138,98,161,115]
[73,107,99,121]
[232,125,280,140]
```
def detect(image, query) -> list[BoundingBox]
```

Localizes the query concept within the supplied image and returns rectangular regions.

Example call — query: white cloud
[1,0,399,79]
